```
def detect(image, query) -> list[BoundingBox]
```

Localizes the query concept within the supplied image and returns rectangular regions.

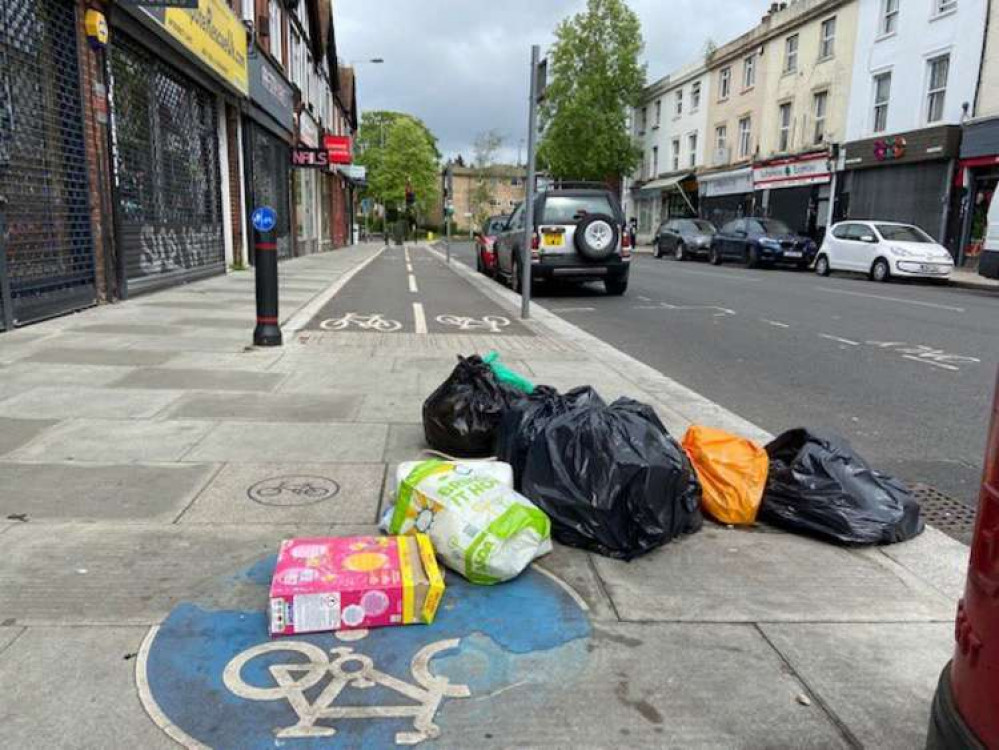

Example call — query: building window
[655,99,662,127]
[719,67,731,100]
[926,54,950,123]
[777,103,792,152]
[240,0,254,22]
[934,0,957,15]
[819,17,836,60]
[881,0,899,34]
[813,90,828,144]
[743,54,756,89]
[640,106,648,133]
[672,138,680,171]
[785,35,799,73]
[691,82,701,111]
[688,133,698,168]
[675,89,683,117]
[268,0,283,65]
[716,125,727,153]
[738,116,752,158]
[652,146,659,176]
[872,72,892,133]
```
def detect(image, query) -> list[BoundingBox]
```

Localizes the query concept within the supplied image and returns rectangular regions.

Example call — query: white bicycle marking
[635,303,736,318]
[223,638,470,745]
[436,314,511,333]
[320,313,403,333]
[867,341,980,367]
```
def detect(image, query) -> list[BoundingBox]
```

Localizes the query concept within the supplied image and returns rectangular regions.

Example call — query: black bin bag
[521,398,703,560]
[422,356,522,457]
[760,428,924,546]
[496,385,605,489]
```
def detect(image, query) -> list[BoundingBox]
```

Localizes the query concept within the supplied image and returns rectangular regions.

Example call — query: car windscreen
[542,195,616,224]
[683,220,715,234]
[758,219,792,236]
[876,224,933,243]
[486,218,508,234]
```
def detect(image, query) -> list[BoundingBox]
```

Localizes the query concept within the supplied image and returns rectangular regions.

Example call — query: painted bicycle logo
[321,313,402,332]
[247,475,340,506]
[222,638,470,744]
[435,314,511,333]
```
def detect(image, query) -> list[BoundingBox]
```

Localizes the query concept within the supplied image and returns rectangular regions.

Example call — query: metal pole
[521,45,541,320]
[253,223,282,347]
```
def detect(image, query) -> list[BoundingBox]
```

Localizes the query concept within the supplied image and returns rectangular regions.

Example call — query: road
[447,240,999,507]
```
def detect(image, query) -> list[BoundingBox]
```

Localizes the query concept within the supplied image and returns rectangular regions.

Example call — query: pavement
[0,240,974,749]
[450,240,999,509]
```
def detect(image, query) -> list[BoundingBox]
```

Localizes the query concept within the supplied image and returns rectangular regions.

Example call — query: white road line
[408,274,418,293]
[404,247,411,263]
[817,286,965,313]
[902,354,959,372]
[413,302,427,334]
[819,333,860,346]
[763,319,790,329]
[552,307,597,313]
[637,295,652,302]
[666,267,762,282]
[406,263,413,273]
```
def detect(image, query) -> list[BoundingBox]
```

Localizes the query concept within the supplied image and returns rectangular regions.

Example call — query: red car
[474,215,510,277]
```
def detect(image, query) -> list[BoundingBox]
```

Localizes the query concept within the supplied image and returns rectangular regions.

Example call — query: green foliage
[366,117,441,215]
[356,111,441,210]
[470,130,505,227]
[538,0,646,181]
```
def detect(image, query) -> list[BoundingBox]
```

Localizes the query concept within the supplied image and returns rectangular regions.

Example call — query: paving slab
[592,527,954,622]
[760,622,953,750]
[872,526,970,602]
[0,387,182,420]
[73,323,191,336]
[534,545,619,622]
[125,336,253,353]
[183,421,388,463]
[383,423,428,463]
[172,316,257,329]
[164,391,359,422]
[0,627,177,750]
[111,367,284,392]
[7,419,214,463]
[156,350,284,371]
[21,347,176,367]
[277,365,420,395]
[355,392,423,424]
[0,628,22,652]
[0,382,34,404]
[0,462,217,522]
[0,418,59,457]
[0,362,135,387]
[178,462,383,525]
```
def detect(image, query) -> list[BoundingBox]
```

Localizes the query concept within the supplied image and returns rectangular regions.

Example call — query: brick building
[441,165,527,233]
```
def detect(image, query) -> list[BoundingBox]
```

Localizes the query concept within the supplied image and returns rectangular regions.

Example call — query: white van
[980,195,999,279]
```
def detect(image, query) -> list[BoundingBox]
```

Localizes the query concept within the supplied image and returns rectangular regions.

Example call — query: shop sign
[291,148,330,168]
[324,135,353,165]
[874,137,907,162]
[124,0,199,7]
[699,168,753,198]
[844,125,960,170]
[753,153,831,190]
[337,165,368,185]
[136,0,249,96]
[298,112,319,148]
[248,44,294,134]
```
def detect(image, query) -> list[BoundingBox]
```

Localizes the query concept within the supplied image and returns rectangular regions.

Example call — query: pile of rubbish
[267,351,924,638]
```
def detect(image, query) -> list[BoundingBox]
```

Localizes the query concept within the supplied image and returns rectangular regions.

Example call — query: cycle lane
[303,245,533,337]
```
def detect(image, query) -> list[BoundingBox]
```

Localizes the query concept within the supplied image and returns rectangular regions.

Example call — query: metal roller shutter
[246,122,292,260]
[108,33,225,293]
[848,162,950,233]
[0,0,96,329]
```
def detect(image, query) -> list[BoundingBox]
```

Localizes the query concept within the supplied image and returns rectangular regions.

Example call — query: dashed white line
[817,286,965,313]
[406,263,413,273]
[408,274,418,293]
[902,355,959,372]
[404,247,411,263]
[552,306,597,313]
[412,302,427,334]
[637,295,653,302]
[763,319,790,329]
[819,333,860,346]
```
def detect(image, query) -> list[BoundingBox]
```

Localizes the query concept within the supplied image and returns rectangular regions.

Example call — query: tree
[470,130,504,226]
[367,117,440,218]
[537,0,646,182]
[356,111,441,211]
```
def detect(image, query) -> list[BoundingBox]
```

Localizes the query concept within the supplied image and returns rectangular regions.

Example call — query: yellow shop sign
[163,0,248,96]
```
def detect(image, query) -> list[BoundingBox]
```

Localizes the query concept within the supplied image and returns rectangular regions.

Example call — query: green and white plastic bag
[385,460,552,585]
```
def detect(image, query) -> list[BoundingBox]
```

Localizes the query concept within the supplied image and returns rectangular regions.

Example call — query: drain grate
[910,483,978,544]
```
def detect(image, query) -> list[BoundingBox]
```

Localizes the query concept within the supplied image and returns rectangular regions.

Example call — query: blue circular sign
[138,555,591,749]
[251,206,277,233]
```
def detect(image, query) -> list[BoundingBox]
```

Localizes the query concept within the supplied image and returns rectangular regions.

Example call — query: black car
[709,218,817,269]
[654,218,717,261]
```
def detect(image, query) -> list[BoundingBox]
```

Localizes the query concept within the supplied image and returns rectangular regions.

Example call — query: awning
[636,172,694,195]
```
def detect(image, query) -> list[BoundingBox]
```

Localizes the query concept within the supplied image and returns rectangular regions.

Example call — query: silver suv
[493,186,632,295]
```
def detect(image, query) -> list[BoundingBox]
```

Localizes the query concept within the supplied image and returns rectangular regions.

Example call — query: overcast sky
[334,1,763,164]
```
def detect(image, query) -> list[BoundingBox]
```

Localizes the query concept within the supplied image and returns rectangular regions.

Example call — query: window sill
[930,8,958,22]
[718,96,730,103]
[782,69,798,78]
[875,31,897,42]
[741,86,756,94]
[652,125,660,130]
[817,54,834,64]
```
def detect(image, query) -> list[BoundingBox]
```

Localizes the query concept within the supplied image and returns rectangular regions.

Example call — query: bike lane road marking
[413,303,428,334]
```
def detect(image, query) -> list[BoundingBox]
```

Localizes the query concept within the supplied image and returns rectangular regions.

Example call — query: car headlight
[759,238,780,249]
[890,245,915,257]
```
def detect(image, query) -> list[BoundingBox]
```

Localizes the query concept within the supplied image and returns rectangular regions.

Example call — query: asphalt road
[449,240,999,507]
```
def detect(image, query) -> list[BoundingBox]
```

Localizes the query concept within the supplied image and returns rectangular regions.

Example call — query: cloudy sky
[334,0,763,164]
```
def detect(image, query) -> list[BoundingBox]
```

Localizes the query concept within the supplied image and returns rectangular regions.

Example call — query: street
[449,241,999,507]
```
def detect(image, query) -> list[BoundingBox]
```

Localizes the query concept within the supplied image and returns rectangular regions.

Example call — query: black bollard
[253,230,282,347]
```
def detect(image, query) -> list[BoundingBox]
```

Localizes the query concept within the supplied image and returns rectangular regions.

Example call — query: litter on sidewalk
[269,535,444,636]
[761,428,925,546]
[682,425,769,526]
[385,459,552,584]
[482,350,535,394]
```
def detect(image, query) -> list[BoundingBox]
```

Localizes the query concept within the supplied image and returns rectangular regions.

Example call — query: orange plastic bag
[682,425,769,526]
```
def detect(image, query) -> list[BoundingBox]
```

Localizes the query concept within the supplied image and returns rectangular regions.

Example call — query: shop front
[753,151,831,241]
[630,173,698,243]
[293,110,321,256]
[698,167,754,228]
[243,42,294,261]
[108,0,247,294]
[841,125,961,249]
[956,116,999,270]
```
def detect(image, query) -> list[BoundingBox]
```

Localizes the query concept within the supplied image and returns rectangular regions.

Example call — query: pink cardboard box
[269,535,444,637]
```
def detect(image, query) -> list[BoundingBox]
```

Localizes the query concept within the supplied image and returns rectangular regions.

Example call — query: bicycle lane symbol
[137,559,591,749]
[320,313,403,333]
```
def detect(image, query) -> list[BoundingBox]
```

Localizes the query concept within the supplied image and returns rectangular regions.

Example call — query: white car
[815,221,955,283]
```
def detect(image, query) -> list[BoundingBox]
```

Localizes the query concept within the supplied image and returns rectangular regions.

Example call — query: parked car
[494,185,631,295]
[654,218,717,261]
[474,214,510,277]
[978,192,999,279]
[815,221,954,283]
[709,217,817,269]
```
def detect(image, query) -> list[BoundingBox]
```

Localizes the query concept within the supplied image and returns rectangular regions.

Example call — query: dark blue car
[709,217,817,270]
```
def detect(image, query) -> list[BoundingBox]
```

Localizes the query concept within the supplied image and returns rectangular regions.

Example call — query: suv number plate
[783,250,802,259]
[543,233,564,247]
